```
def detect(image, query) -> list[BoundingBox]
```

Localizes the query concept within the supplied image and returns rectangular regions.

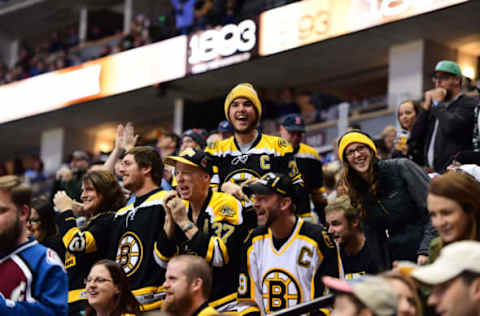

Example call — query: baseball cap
[217,120,233,133]
[72,150,89,161]
[182,129,206,149]
[281,114,305,133]
[164,148,213,175]
[411,240,480,285]
[434,60,462,77]
[323,275,398,316]
[243,172,294,198]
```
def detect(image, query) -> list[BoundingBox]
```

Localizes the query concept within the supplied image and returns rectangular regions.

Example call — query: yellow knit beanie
[338,131,377,162]
[224,83,262,122]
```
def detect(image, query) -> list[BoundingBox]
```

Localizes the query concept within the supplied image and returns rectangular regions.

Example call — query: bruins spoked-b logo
[116,232,143,277]
[261,269,302,313]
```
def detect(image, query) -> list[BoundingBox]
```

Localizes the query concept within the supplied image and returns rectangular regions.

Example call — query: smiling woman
[427,171,480,262]
[338,130,436,270]
[85,259,141,316]
[54,170,126,316]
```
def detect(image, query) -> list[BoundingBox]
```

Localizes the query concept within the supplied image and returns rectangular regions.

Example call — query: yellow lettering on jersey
[260,155,270,170]
[297,246,313,268]
[212,222,235,243]
[65,251,76,269]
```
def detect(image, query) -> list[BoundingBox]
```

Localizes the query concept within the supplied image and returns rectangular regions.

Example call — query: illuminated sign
[259,0,469,56]
[0,35,187,124]
[187,19,258,74]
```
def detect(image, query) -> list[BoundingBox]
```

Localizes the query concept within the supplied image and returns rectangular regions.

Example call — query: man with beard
[325,196,379,280]
[162,255,217,316]
[205,83,303,208]
[112,146,168,312]
[409,60,478,172]
[237,172,341,315]
[0,175,68,315]
[154,148,253,312]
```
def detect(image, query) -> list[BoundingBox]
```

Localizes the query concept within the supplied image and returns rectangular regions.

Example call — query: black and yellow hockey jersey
[237,218,342,315]
[154,189,256,311]
[293,143,323,219]
[205,133,303,199]
[111,188,168,311]
[58,210,114,314]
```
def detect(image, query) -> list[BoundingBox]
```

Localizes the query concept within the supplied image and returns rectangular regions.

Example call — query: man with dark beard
[205,83,303,208]
[162,255,217,316]
[0,175,68,315]
[237,172,341,315]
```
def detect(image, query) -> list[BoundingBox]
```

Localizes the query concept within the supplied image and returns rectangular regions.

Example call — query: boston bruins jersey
[238,218,342,315]
[293,143,323,220]
[154,190,255,311]
[58,210,114,314]
[205,133,303,201]
[112,188,168,311]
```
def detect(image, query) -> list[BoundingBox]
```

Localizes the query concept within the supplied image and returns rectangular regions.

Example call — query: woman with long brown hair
[338,130,436,270]
[54,170,126,316]
[427,170,480,261]
[85,259,141,316]
[394,100,424,161]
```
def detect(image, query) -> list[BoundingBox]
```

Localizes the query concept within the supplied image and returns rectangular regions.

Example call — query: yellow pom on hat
[338,131,377,162]
[224,83,262,122]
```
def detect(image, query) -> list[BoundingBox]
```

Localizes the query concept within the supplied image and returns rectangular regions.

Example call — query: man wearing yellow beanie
[206,83,304,214]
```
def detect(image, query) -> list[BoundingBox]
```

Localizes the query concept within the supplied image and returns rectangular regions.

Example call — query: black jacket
[357,159,436,270]
[410,94,477,172]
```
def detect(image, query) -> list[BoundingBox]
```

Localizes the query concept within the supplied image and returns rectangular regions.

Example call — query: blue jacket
[0,238,68,315]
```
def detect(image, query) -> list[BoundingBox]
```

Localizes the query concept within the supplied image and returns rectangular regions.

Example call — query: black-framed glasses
[27,217,41,224]
[345,145,369,158]
[84,277,113,285]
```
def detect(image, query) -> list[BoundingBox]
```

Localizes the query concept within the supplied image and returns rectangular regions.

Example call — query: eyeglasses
[84,277,114,285]
[345,145,369,158]
[27,217,41,224]
[432,73,454,83]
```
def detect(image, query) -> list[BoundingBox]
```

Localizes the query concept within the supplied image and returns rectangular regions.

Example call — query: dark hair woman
[27,196,65,261]
[85,259,141,316]
[427,171,480,262]
[338,130,436,270]
[54,170,126,316]
[393,100,424,163]
[397,100,422,132]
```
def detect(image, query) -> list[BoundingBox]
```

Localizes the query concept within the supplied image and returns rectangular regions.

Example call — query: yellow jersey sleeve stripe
[205,237,216,263]
[62,227,78,249]
[68,288,87,303]
[83,231,97,253]
[209,292,237,308]
[153,242,173,261]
